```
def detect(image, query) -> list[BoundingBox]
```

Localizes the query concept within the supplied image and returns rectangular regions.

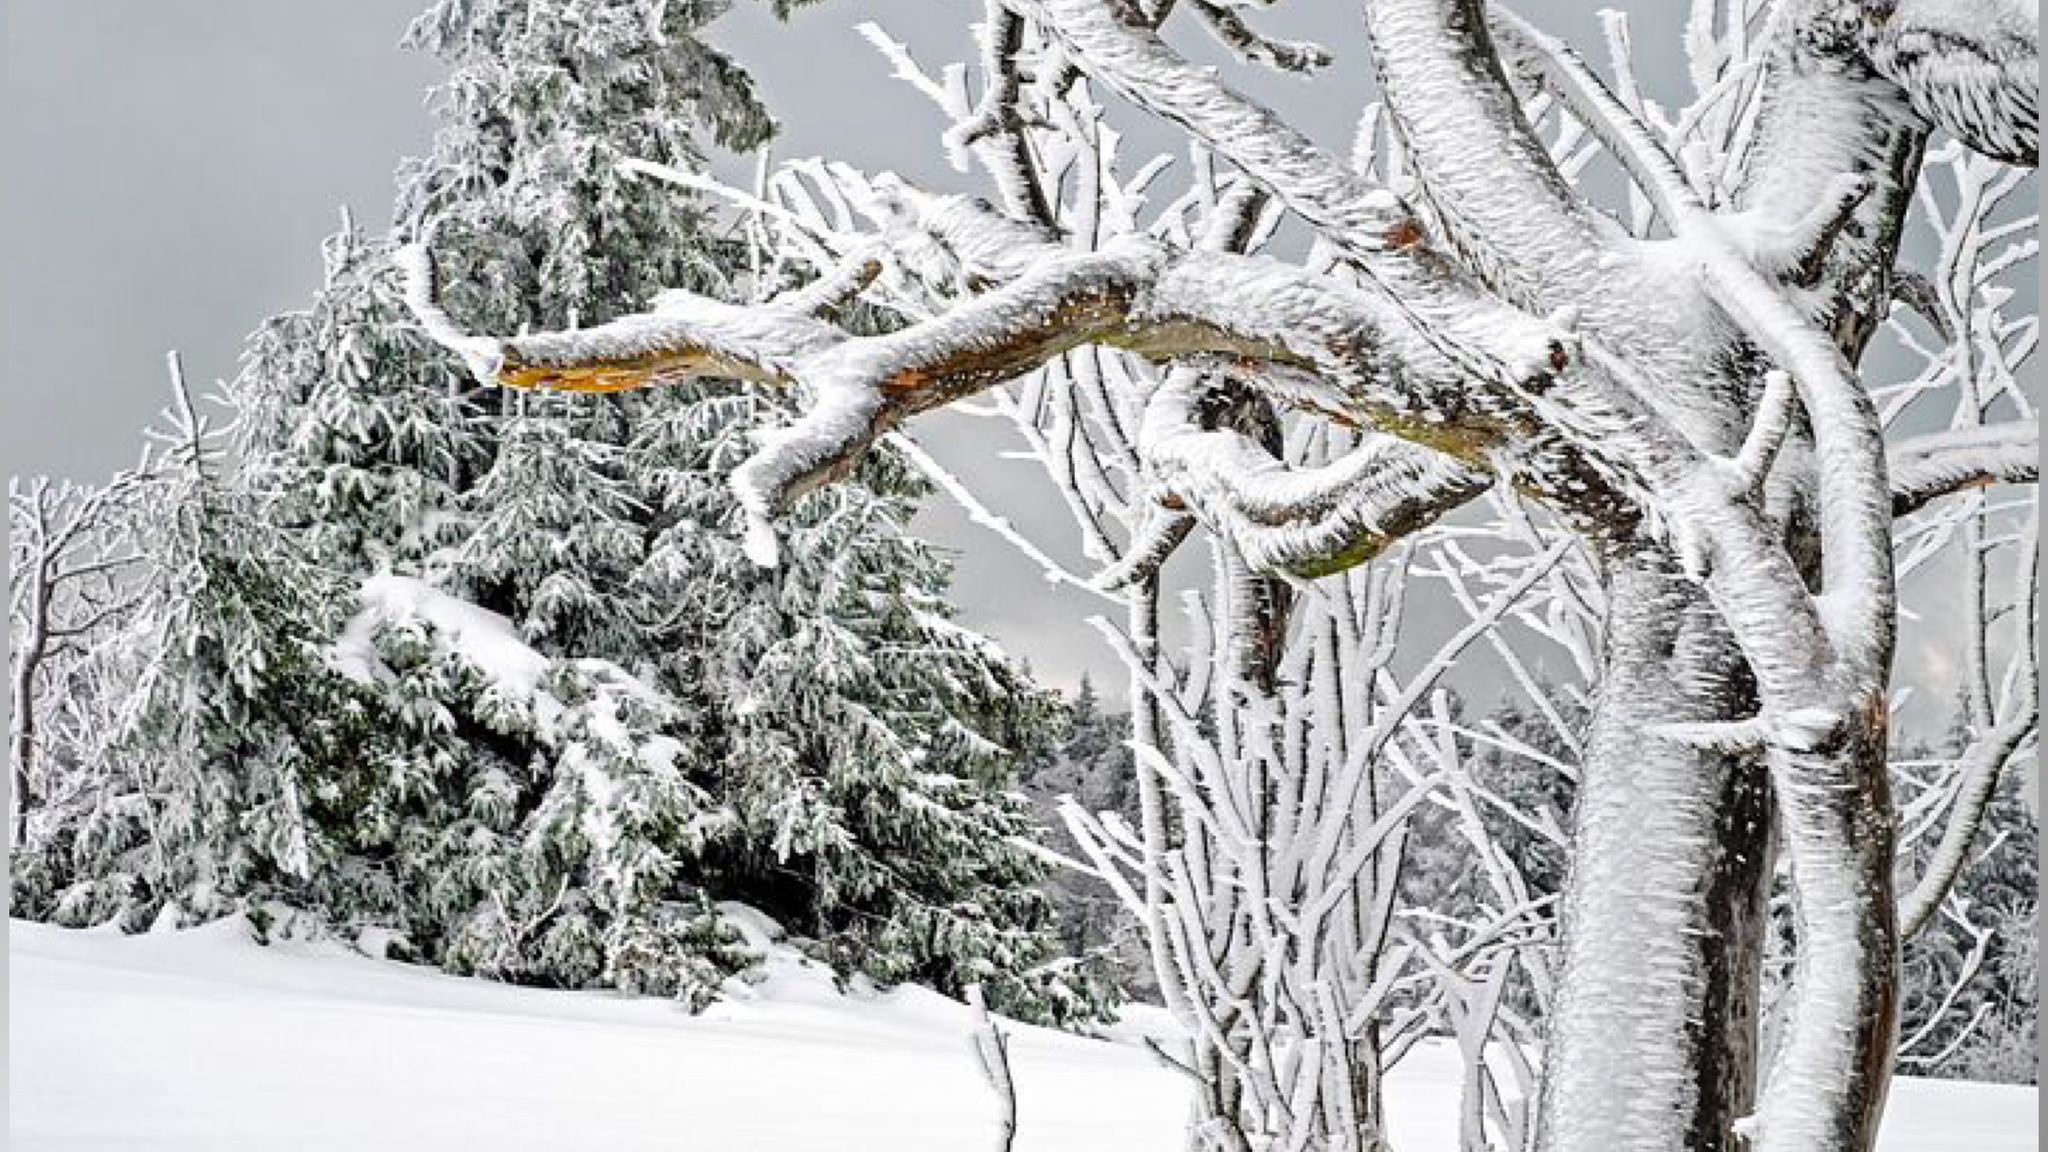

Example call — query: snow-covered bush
[326,575,748,1005]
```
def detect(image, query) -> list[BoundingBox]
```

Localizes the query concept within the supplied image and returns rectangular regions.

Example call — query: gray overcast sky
[0,1,1978,714]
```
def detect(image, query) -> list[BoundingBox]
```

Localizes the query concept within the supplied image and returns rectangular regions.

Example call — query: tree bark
[1537,551,1774,1152]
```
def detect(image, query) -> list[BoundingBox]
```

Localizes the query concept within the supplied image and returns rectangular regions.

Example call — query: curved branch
[1898,511,2039,938]
[1733,0,1932,361]
[1091,508,1194,591]
[1888,420,2040,516]
[1005,0,1584,394]
[406,174,1847,714]
[1897,711,2038,938]
[1363,0,1606,305]
[1495,4,1895,691]
[1138,367,1490,577]
[1861,0,2038,168]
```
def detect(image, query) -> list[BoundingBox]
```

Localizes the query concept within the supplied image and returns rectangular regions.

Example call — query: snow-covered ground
[9,916,2036,1151]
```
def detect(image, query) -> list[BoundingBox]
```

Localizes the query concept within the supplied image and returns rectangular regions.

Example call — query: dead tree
[8,468,152,846]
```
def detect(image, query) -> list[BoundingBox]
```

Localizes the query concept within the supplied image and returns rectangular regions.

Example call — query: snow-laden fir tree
[628,381,1099,1022]
[451,393,648,660]
[395,0,770,335]
[326,570,752,1005]
[1016,678,1147,990]
[389,0,1089,1018]
[233,219,486,574]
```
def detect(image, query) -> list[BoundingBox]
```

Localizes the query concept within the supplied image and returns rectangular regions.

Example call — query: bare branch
[1186,1,1330,75]
[1888,421,2040,517]
[1898,513,2038,938]
[964,985,1019,1152]
[1364,0,1607,303]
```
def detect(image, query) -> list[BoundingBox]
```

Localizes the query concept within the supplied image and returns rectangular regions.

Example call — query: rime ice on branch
[404,1,2038,1149]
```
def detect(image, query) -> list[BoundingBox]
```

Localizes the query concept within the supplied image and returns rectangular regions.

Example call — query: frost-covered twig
[965,984,1018,1152]
[1887,421,2039,516]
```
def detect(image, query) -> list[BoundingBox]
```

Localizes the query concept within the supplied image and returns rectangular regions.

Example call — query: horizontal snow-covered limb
[400,243,842,393]
[1887,420,2040,516]
[404,184,1592,568]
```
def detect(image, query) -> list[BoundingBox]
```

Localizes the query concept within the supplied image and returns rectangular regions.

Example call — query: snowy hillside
[9,918,2036,1151]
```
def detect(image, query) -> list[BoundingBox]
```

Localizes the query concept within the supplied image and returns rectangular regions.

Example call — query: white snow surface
[8,917,2037,1151]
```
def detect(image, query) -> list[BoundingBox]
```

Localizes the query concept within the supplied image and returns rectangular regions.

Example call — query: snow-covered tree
[450,394,648,658]
[324,571,752,1004]
[8,465,153,848]
[626,378,1098,1022]
[391,0,1089,1018]
[1019,679,1142,977]
[17,361,385,931]
[396,0,770,334]
[232,216,485,575]
[407,1,2039,1148]
[21,0,1085,1025]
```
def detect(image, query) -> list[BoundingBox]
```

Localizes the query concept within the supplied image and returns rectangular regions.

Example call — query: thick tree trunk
[1536,552,1774,1152]
[1754,724,1898,1152]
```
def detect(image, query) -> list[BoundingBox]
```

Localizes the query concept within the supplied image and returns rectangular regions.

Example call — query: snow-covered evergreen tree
[395,0,770,336]
[19,366,383,932]
[327,572,751,1004]
[1017,678,1148,996]
[630,384,1102,1022]
[232,219,484,575]
[451,394,648,660]
[388,0,1088,1017]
